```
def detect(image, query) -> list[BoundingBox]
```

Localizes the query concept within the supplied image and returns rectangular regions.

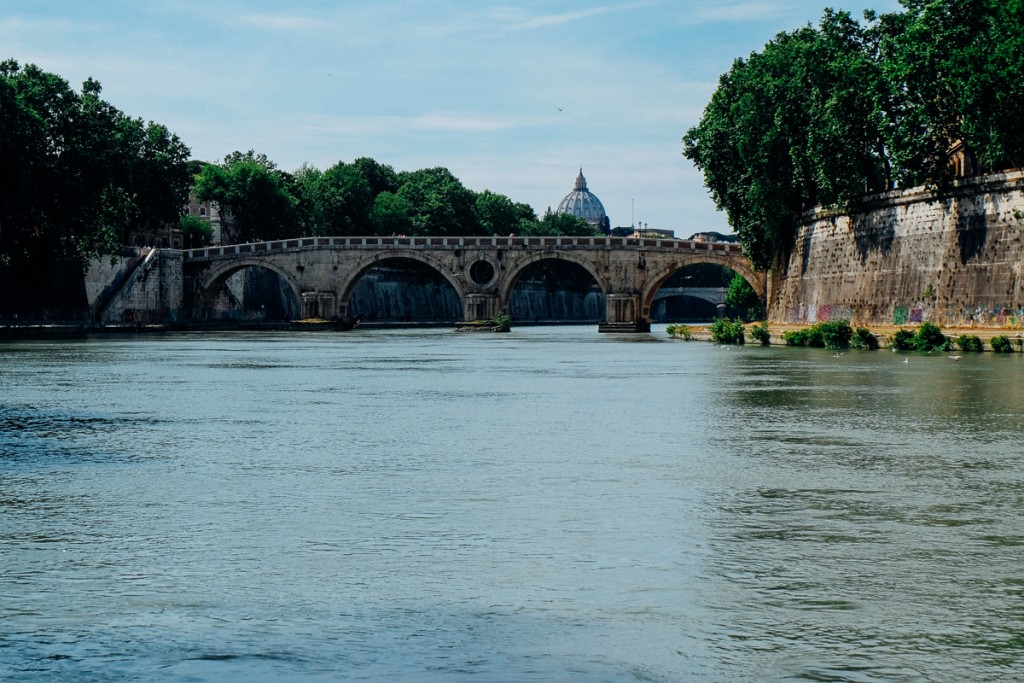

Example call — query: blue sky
[2,1,902,235]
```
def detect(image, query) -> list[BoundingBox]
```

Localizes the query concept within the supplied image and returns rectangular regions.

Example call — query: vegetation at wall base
[666,324,694,341]
[990,335,1014,353]
[954,334,984,352]
[748,321,770,345]
[489,312,512,332]
[782,320,853,350]
[710,317,745,345]
[852,327,879,349]
[913,322,949,352]
[889,323,950,352]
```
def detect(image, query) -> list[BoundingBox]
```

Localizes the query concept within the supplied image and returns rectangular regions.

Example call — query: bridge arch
[641,252,764,319]
[496,251,610,314]
[197,257,304,319]
[337,250,465,319]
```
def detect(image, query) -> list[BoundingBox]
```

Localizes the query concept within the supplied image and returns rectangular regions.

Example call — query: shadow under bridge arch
[340,254,463,323]
[642,253,765,321]
[196,258,303,322]
[499,252,609,323]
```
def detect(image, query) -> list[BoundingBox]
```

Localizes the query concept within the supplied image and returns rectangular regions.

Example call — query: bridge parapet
[183,236,743,262]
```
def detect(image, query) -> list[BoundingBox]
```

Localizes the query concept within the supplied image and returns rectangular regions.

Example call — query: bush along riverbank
[668,319,1024,353]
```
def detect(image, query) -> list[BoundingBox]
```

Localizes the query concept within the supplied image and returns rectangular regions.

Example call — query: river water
[2,326,1023,682]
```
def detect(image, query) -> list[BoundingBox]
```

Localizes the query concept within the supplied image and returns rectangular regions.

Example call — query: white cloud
[237,13,322,32]
[509,2,654,31]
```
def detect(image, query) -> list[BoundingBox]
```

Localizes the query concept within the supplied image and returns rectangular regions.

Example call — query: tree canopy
[684,0,1024,271]
[190,154,604,242]
[0,60,191,312]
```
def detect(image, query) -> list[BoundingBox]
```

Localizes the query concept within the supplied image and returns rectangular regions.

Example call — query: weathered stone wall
[90,249,184,324]
[769,171,1024,328]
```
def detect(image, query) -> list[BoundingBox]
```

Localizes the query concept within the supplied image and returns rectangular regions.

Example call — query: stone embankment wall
[770,171,1024,328]
[85,249,184,324]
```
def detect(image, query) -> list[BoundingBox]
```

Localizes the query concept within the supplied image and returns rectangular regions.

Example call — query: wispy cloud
[237,13,322,32]
[684,1,791,24]
[296,112,515,138]
[509,1,655,31]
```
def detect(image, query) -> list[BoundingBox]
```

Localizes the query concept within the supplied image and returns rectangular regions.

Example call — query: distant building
[688,231,737,243]
[610,225,674,239]
[556,169,610,234]
[186,196,233,245]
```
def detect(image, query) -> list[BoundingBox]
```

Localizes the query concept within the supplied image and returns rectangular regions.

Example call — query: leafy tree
[0,61,190,313]
[475,190,537,235]
[179,215,213,248]
[684,11,887,270]
[724,272,761,317]
[396,167,481,236]
[684,1,1024,270]
[876,0,1024,180]
[352,157,399,196]
[529,210,600,237]
[192,151,298,243]
[368,191,415,235]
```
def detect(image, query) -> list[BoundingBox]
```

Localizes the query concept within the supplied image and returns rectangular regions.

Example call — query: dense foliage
[782,320,854,349]
[889,322,950,351]
[0,61,191,311]
[724,273,762,319]
[748,321,770,345]
[192,153,598,244]
[683,0,1024,270]
[709,317,745,345]
[954,334,983,352]
[990,335,1014,353]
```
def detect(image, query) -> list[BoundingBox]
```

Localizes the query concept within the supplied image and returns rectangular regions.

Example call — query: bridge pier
[302,291,338,320]
[598,294,651,333]
[464,293,500,323]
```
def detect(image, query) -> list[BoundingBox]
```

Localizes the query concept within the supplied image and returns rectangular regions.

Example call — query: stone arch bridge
[183,235,762,332]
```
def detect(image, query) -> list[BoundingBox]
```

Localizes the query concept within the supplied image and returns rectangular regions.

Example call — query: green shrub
[991,335,1014,353]
[914,322,948,352]
[710,317,745,345]
[490,312,512,331]
[818,320,853,350]
[782,329,805,346]
[890,329,915,351]
[852,327,879,349]
[954,334,983,352]
[782,320,853,350]
[666,324,693,340]
[748,321,770,345]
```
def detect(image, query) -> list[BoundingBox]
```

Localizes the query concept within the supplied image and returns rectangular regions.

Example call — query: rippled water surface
[2,326,1023,681]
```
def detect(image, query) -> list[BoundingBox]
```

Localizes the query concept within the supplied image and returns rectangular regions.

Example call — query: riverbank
[4,319,1023,350]
[679,322,1024,351]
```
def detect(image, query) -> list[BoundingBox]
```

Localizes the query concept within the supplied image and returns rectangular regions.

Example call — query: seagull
[949,355,961,361]
[902,358,910,364]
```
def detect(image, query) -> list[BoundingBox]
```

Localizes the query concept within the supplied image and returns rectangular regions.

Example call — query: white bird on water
[902,358,910,364]
[949,355,962,361]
